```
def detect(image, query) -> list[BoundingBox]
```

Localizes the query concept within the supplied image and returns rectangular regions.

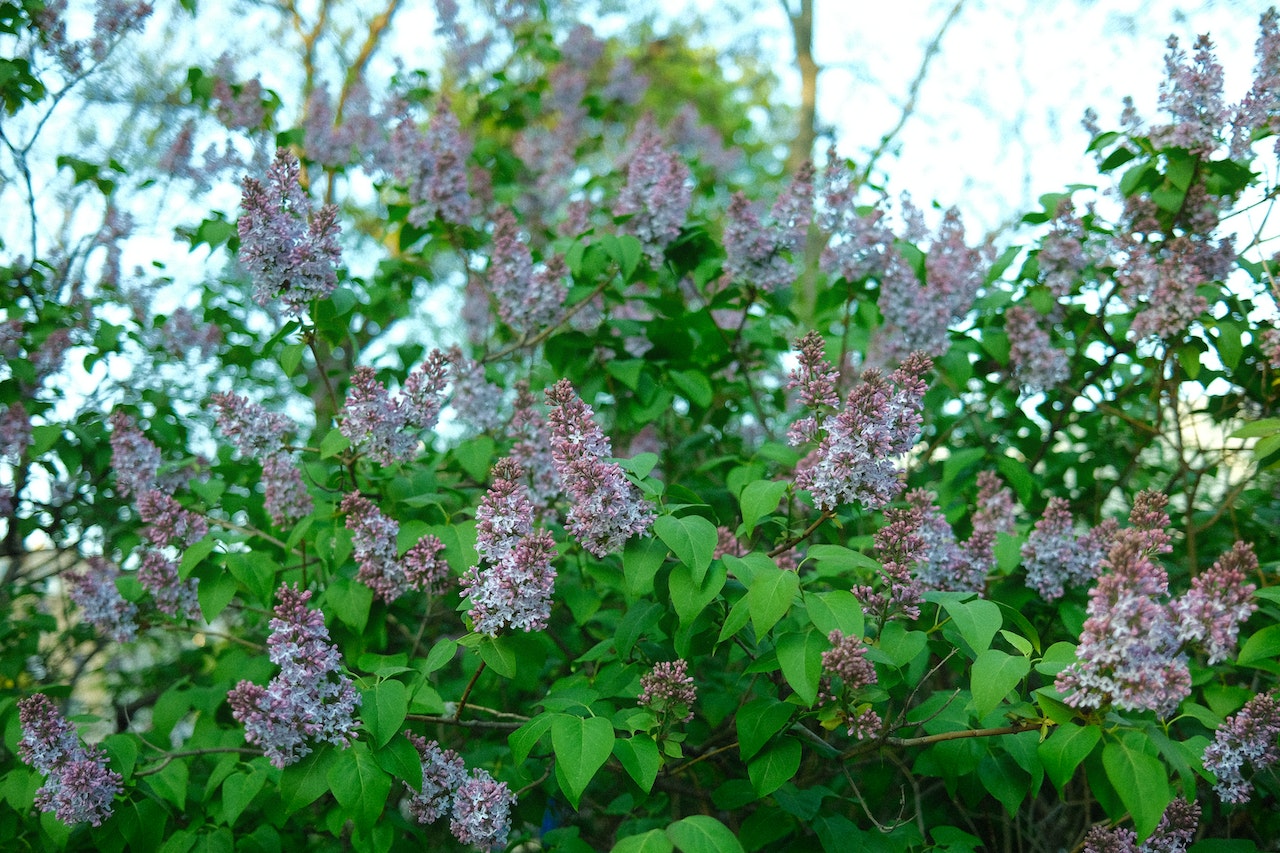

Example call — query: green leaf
[551,714,615,809]
[453,435,495,483]
[929,592,1002,657]
[1039,722,1101,794]
[747,564,799,637]
[478,634,518,678]
[613,735,661,793]
[361,680,408,749]
[278,342,306,377]
[146,759,189,810]
[665,815,746,853]
[1230,418,1280,439]
[420,638,457,675]
[970,649,1030,718]
[717,595,751,644]
[1214,321,1243,371]
[747,737,801,799]
[616,601,663,658]
[624,536,669,599]
[736,697,794,761]
[325,576,373,633]
[613,830,675,853]
[776,630,824,706]
[196,569,237,622]
[803,590,865,641]
[510,713,554,765]
[877,621,928,668]
[319,427,351,459]
[607,359,645,390]
[668,559,727,627]
[326,741,391,832]
[221,769,266,828]
[374,735,422,789]
[671,369,713,408]
[29,423,61,455]
[654,515,718,585]
[1237,624,1280,668]
[280,746,335,814]
[226,551,277,608]
[738,480,789,537]
[1102,739,1170,840]
[178,535,218,580]
[101,734,138,781]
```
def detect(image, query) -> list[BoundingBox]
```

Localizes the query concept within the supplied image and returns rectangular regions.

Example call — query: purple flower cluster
[0,402,30,463]
[210,391,313,526]
[1120,237,1221,343]
[136,488,207,548]
[66,557,138,642]
[1232,9,1280,158]
[341,492,448,603]
[820,631,881,738]
[1170,540,1257,664]
[903,474,1017,594]
[1056,493,1257,716]
[403,734,516,849]
[789,343,932,513]
[160,308,222,360]
[818,147,895,283]
[448,354,506,433]
[1038,200,1092,298]
[510,381,560,512]
[877,208,990,362]
[613,121,692,260]
[18,694,123,826]
[109,411,161,498]
[854,507,927,623]
[387,98,475,228]
[137,548,200,619]
[723,163,814,292]
[1152,34,1228,156]
[237,149,342,318]
[487,208,567,334]
[786,332,841,440]
[1005,305,1069,393]
[1081,800,1199,853]
[1203,691,1280,803]
[302,83,382,169]
[461,459,558,635]
[227,585,360,768]
[639,659,697,723]
[340,350,450,463]
[545,380,655,556]
[1022,498,1117,601]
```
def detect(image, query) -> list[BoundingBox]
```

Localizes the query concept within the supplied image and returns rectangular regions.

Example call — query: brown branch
[406,713,522,731]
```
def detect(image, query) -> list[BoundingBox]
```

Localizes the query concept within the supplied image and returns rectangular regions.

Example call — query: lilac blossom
[877,208,990,363]
[261,454,313,527]
[1171,541,1257,664]
[403,535,450,597]
[1203,691,1280,804]
[485,209,568,333]
[1023,498,1117,601]
[854,506,926,623]
[462,459,558,634]
[1055,492,1188,715]
[136,489,207,548]
[723,163,814,292]
[820,631,881,738]
[1005,306,1069,392]
[1082,800,1199,853]
[613,121,692,260]
[18,694,123,826]
[447,353,506,433]
[137,548,200,619]
[1038,201,1091,298]
[403,349,451,431]
[1231,9,1280,159]
[109,410,161,498]
[339,367,418,464]
[0,402,30,462]
[341,492,405,603]
[819,147,895,283]
[450,768,517,849]
[210,61,267,131]
[510,381,560,512]
[210,392,292,460]
[546,380,655,556]
[160,308,221,360]
[238,149,342,318]
[1152,34,1228,155]
[399,98,475,228]
[1120,237,1215,342]
[66,557,138,642]
[639,659,697,723]
[790,350,932,513]
[33,327,72,381]
[403,734,467,824]
[227,585,360,768]
[786,331,842,445]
